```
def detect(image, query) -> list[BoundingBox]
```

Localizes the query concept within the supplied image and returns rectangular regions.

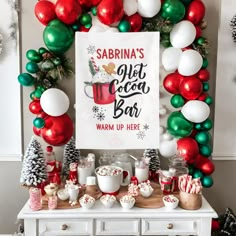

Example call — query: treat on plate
[163,195,179,210]
[138,180,154,198]
[100,194,116,208]
[120,195,135,209]
[79,194,95,209]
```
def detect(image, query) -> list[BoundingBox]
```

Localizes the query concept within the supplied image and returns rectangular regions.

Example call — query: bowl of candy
[44,183,58,196]
[120,195,135,209]
[95,166,123,194]
[163,195,179,210]
[57,188,69,201]
[79,194,95,209]
[100,194,116,208]
[139,181,154,198]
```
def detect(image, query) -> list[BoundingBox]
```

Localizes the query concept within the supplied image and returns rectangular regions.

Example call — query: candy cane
[91,57,99,72]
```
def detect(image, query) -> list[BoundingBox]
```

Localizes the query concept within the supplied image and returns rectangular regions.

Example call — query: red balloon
[195,154,215,175]
[125,13,143,32]
[34,1,56,25]
[78,0,102,9]
[163,72,184,94]
[33,126,41,136]
[55,0,82,25]
[97,0,124,25]
[195,25,202,38]
[197,92,208,101]
[80,25,90,32]
[197,69,210,81]
[211,219,220,231]
[186,0,205,25]
[179,76,203,100]
[41,113,74,146]
[177,137,199,164]
[29,100,42,114]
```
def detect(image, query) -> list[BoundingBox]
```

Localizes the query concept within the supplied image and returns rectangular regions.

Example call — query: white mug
[68,185,79,202]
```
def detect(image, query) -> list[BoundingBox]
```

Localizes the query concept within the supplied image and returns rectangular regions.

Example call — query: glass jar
[168,154,189,192]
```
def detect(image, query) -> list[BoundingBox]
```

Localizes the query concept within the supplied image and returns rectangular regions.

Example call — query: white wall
[1,0,236,234]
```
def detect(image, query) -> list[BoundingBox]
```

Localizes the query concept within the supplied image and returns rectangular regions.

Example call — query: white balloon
[159,125,166,135]
[170,20,196,48]
[124,0,138,16]
[40,88,70,116]
[162,47,182,71]
[137,0,161,18]
[89,25,106,32]
[178,49,203,76]
[159,139,177,158]
[181,100,210,123]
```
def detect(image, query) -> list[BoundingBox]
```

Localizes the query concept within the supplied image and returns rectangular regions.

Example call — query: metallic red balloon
[177,137,199,164]
[34,1,56,25]
[125,13,143,32]
[55,0,82,25]
[41,114,74,146]
[195,154,215,175]
[195,25,202,38]
[197,69,210,81]
[33,126,41,136]
[179,76,203,100]
[197,92,208,101]
[163,72,184,94]
[78,0,101,9]
[29,100,42,114]
[186,0,205,25]
[97,0,124,25]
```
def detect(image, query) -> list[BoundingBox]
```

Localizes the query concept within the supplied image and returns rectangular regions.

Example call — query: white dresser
[17,196,217,236]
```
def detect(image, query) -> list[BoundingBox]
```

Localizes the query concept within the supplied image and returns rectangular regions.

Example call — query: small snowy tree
[143,149,160,173]
[20,136,47,187]
[62,137,80,179]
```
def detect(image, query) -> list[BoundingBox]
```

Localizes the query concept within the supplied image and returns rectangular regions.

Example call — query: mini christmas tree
[20,136,47,187]
[62,137,80,179]
[143,149,160,182]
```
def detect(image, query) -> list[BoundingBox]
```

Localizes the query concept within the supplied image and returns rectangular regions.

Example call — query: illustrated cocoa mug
[84,82,116,105]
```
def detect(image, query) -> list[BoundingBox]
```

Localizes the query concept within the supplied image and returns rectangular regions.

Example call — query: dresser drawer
[96,218,140,235]
[39,219,93,235]
[142,218,198,235]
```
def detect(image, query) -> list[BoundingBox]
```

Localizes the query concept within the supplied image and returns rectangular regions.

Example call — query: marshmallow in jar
[77,158,93,185]
[135,159,149,183]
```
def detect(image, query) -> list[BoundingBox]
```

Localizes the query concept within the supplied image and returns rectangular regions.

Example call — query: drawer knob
[61,224,68,230]
[167,223,173,229]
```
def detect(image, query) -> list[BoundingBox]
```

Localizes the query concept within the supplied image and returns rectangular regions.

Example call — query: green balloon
[118,20,131,32]
[205,96,213,105]
[18,73,35,86]
[180,0,192,6]
[188,165,195,175]
[202,175,213,188]
[91,6,97,16]
[80,13,92,26]
[202,58,208,68]
[203,82,209,91]
[195,131,210,145]
[171,94,185,108]
[43,19,74,54]
[193,169,203,179]
[38,47,48,55]
[161,0,186,23]
[199,144,212,157]
[202,119,213,130]
[34,88,43,99]
[33,117,45,128]
[26,49,42,63]
[167,111,193,138]
[26,61,39,73]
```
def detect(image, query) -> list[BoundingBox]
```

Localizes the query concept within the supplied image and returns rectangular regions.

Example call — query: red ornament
[197,69,210,81]
[55,0,82,25]
[163,72,185,94]
[34,0,56,25]
[97,0,124,25]
[179,76,203,100]
[130,176,138,185]
[78,0,102,9]
[177,137,199,164]
[29,100,42,114]
[186,0,205,25]
[41,113,74,146]
[125,13,143,32]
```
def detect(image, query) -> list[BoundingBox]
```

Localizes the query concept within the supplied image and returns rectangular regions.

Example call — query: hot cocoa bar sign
[75,32,159,149]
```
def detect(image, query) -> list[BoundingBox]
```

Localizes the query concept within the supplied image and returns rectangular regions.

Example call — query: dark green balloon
[202,58,208,68]
[71,23,80,32]
[171,94,185,108]
[80,13,92,26]
[52,57,62,66]
[26,49,42,63]
[193,169,203,179]
[199,144,212,157]
[38,47,48,55]
[34,88,43,99]
[33,117,45,128]
[195,131,210,145]
[26,61,39,73]
[203,82,209,91]
[202,175,213,188]
[180,0,192,6]
[205,96,213,105]
[91,6,97,16]
[18,73,35,86]
[202,119,213,130]
[161,0,186,23]
[118,20,131,32]
[43,19,74,54]
[167,111,193,138]
[188,165,195,175]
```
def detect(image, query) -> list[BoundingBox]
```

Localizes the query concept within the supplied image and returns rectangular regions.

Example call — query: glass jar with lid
[168,153,189,192]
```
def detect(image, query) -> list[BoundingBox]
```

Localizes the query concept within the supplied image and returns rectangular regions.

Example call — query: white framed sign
[75,32,159,149]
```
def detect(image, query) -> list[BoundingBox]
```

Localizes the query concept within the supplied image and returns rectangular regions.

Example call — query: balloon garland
[17,0,214,187]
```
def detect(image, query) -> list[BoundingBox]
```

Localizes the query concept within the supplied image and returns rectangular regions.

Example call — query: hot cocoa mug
[84,82,116,105]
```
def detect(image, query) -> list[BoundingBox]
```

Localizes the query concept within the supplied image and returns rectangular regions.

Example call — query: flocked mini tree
[20,136,47,187]
[143,149,160,181]
[62,137,80,179]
